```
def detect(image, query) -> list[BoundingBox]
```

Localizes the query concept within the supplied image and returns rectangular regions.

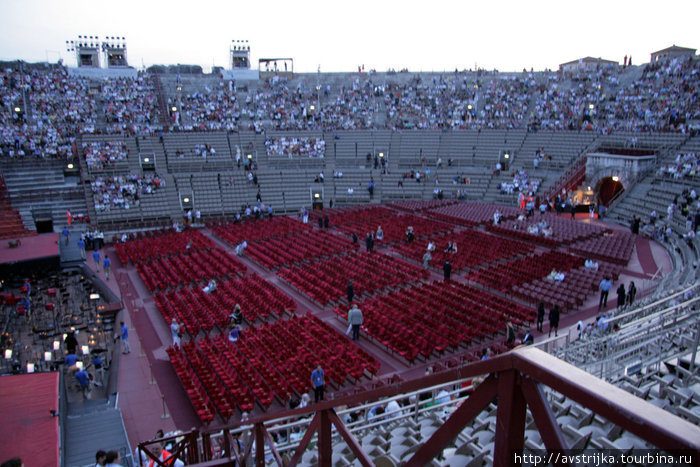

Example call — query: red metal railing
[545,155,587,201]
[138,347,700,466]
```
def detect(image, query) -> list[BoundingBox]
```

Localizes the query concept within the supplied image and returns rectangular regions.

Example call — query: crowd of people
[82,141,129,171]
[499,169,541,195]
[91,172,165,212]
[0,67,90,160]
[101,74,162,134]
[264,136,326,158]
[176,80,240,131]
[658,152,699,179]
[1,57,698,165]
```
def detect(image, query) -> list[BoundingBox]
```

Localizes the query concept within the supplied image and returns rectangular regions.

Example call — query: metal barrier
[138,347,700,466]
[534,283,698,355]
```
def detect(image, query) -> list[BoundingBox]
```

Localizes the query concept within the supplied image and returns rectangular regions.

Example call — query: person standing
[62,226,70,245]
[423,251,431,270]
[77,237,86,260]
[65,331,79,355]
[506,319,516,346]
[443,260,452,281]
[348,303,363,341]
[549,305,560,337]
[170,319,181,347]
[103,255,111,280]
[536,302,545,332]
[92,250,101,271]
[311,364,325,403]
[347,280,354,303]
[627,281,637,307]
[616,283,626,311]
[119,321,131,354]
[598,276,612,310]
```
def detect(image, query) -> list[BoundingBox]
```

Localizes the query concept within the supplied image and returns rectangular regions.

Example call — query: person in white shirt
[170,319,181,346]
[203,279,217,294]
[376,226,384,241]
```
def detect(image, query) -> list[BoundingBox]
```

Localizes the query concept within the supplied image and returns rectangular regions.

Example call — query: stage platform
[0,372,60,466]
[0,233,59,264]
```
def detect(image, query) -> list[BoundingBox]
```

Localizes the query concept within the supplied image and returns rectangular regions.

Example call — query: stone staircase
[64,396,133,467]
[0,160,89,233]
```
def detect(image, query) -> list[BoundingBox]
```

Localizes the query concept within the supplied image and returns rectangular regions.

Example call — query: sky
[0,0,698,73]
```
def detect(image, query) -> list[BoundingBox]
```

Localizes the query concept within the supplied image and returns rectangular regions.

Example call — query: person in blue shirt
[91,354,103,369]
[91,355,104,384]
[65,352,78,367]
[77,237,86,259]
[62,226,70,245]
[599,276,613,310]
[92,250,101,271]
[310,364,325,402]
[119,321,130,354]
[75,368,90,398]
[228,325,240,342]
[103,256,111,280]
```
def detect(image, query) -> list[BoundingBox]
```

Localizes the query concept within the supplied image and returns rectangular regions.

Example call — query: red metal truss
[138,347,700,466]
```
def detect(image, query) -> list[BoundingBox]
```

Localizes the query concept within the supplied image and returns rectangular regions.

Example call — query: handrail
[534,283,698,353]
[138,347,700,466]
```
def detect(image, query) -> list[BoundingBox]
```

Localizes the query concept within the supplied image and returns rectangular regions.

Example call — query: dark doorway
[35,219,53,234]
[596,177,624,206]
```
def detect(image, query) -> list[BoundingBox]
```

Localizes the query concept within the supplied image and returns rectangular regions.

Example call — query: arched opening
[595,176,624,206]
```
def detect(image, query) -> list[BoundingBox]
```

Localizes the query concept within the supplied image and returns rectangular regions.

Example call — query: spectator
[311,364,325,402]
[548,304,560,337]
[599,276,612,310]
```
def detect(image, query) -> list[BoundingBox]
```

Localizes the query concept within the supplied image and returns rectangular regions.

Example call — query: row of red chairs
[391,228,535,272]
[386,199,458,212]
[155,289,204,336]
[246,229,358,270]
[181,341,237,420]
[167,314,379,415]
[212,215,312,246]
[486,212,609,246]
[136,247,246,292]
[512,261,622,311]
[115,229,213,265]
[570,230,636,265]
[334,280,534,362]
[467,250,585,293]
[289,314,380,380]
[278,251,429,305]
[155,273,297,335]
[486,223,559,247]
[202,337,274,411]
[308,205,394,227]
[166,346,217,424]
[428,202,521,226]
[334,212,454,245]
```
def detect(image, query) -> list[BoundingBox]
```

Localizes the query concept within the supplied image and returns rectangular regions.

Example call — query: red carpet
[635,237,658,276]
[120,271,201,430]
[0,372,59,467]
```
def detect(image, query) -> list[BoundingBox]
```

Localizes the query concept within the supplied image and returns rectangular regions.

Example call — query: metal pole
[689,325,700,381]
